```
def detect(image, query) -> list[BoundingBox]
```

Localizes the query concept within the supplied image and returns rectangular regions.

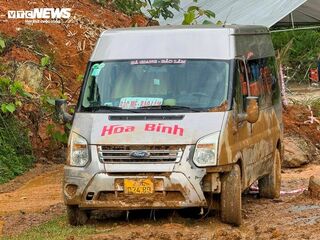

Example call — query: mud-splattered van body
[62,25,283,226]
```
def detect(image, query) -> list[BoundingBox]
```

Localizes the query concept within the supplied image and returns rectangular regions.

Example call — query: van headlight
[193,132,220,167]
[68,132,89,167]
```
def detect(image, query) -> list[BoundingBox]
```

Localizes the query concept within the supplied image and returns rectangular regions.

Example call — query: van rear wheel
[258,149,281,198]
[220,164,242,226]
[67,205,89,226]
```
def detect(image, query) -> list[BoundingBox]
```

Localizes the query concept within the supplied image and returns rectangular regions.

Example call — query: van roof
[101,24,269,36]
[91,24,273,61]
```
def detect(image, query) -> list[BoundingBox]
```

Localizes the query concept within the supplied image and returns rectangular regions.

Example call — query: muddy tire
[258,149,281,199]
[67,205,89,226]
[220,164,242,226]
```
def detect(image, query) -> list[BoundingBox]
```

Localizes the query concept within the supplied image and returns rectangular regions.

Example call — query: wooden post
[280,63,288,107]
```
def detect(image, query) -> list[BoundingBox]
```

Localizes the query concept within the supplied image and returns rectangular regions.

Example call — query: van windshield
[80,59,229,112]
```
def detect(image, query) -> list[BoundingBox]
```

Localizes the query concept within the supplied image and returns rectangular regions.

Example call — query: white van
[56,25,283,226]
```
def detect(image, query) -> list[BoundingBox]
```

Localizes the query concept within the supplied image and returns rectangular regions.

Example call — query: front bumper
[64,171,207,209]
[64,145,210,209]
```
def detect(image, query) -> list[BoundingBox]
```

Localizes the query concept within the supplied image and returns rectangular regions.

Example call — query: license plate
[124,178,154,194]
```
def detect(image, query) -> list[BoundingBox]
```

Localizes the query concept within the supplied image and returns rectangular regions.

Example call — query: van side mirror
[55,99,73,123]
[246,96,259,123]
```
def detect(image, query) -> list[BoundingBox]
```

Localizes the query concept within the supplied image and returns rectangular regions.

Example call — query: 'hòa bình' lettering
[144,123,184,136]
[100,123,184,136]
[101,125,135,136]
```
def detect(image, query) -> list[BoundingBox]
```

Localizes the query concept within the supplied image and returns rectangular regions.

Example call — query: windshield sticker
[153,78,160,85]
[130,59,186,65]
[104,102,114,106]
[119,97,163,109]
[91,63,105,77]
[101,123,184,137]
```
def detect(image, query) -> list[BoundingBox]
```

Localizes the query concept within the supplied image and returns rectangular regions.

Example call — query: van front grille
[98,145,185,163]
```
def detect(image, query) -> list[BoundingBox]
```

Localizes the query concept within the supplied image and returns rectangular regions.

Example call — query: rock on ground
[308,175,320,198]
[15,62,43,91]
[283,137,310,168]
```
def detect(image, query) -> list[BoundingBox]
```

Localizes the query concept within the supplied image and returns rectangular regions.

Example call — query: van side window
[246,57,281,108]
[269,58,281,105]
[246,59,264,107]
[82,75,101,108]
[234,57,280,113]
[247,60,261,99]
[234,60,248,113]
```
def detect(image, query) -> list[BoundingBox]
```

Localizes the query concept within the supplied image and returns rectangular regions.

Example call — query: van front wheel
[67,205,89,226]
[220,164,242,226]
[258,149,281,198]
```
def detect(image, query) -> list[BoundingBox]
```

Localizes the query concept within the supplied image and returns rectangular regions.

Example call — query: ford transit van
[57,25,283,226]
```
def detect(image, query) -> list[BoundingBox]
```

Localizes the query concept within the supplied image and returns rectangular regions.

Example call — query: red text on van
[100,123,184,137]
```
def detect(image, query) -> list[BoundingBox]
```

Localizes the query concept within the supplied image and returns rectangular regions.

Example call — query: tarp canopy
[277,0,320,27]
[147,0,320,28]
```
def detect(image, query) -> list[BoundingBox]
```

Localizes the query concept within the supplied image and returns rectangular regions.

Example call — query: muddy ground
[1,1,319,238]
[0,162,319,239]
[0,88,320,239]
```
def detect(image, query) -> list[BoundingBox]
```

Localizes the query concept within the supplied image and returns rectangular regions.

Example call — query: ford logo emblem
[129,151,150,159]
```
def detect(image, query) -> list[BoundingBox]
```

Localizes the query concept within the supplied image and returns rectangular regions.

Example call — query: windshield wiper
[138,105,201,112]
[83,105,138,113]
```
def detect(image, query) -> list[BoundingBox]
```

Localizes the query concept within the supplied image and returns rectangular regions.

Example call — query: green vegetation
[1,216,98,240]
[0,36,40,183]
[0,31,69,180]
[271,29,320,82]
[0,115,34,184]
[93,0,108,7]
[293,97,320,117]
[16,28,47,54]
[311,99,320,116]
[46,124,69,145]
[0,37,5,53]
[40,55,51,68]
[110,0,216,25]
[0,34,13,55]
[0,76,30,114]
[2,28,51,58]
[0,67,34,183]
[113,0,146,15]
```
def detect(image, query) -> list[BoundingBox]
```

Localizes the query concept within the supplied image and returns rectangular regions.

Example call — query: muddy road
[0,163,319,239]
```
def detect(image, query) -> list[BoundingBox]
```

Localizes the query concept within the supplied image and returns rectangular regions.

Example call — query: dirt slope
[0,0,146,93]
[0,0,147,160]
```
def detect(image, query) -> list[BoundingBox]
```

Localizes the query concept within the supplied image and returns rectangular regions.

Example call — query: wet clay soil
[0,164,319,239]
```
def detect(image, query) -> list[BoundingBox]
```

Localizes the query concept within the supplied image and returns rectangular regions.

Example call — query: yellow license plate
[124,178,154,194]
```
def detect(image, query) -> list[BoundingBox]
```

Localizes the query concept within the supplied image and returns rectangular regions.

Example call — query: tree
[112,0,217,25]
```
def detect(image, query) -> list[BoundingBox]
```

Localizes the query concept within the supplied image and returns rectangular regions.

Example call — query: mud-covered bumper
[63,169,207,210]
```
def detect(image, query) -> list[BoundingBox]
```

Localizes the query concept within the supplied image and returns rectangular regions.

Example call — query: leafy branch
[0,37,5,53]
[112,0,217,25]
[0,77,31,114]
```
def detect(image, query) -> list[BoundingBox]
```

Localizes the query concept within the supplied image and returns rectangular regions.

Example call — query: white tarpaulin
[147,0,320,28]
[277,0,320,27]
